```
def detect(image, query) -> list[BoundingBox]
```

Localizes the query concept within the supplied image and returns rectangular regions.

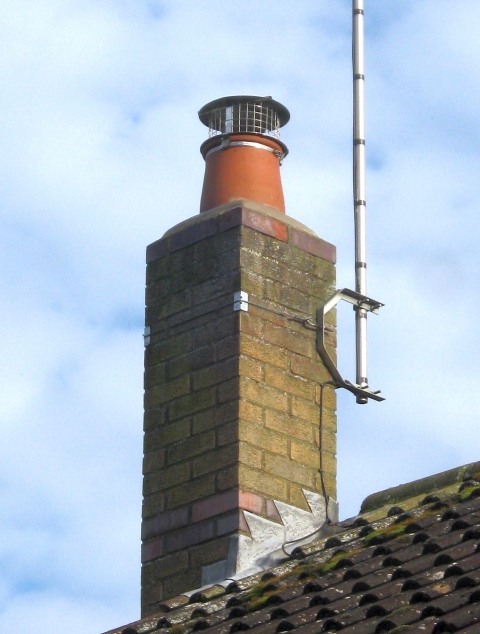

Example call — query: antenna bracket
[316,289,385,402]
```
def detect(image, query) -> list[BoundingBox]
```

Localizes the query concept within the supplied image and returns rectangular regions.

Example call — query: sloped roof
[104,461,480,634]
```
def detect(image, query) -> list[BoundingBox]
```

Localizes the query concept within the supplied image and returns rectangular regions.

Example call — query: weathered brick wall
[141,204,336,616]
[236,225,337,508]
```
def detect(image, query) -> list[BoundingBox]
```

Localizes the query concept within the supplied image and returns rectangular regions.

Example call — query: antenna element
[353,0,368,403]
[315,0,385,404]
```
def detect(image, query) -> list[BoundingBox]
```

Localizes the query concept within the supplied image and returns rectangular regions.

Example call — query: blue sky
[1,1,480,632]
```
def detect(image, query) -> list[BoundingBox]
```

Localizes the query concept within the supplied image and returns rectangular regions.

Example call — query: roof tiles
[103,463,480,634]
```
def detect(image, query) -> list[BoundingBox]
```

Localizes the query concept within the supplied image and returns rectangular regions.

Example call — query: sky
[1,0,480,632]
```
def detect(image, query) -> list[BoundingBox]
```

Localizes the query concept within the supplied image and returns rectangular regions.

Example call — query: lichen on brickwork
[141,207,338,613]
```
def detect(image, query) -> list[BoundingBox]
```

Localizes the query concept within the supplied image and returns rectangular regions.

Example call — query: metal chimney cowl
[198,96,290,214]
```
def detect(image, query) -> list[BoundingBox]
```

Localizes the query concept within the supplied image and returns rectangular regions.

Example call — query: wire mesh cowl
[207,102,281,138]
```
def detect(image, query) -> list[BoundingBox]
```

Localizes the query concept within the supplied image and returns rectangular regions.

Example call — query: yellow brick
[265,365,313,401]
[167,431,215,464]
[216,465,239,490]
[218,377,240,403]
[242,271,263,296]
[167,346,215,379]
[240,377,289,413]
[143,406,167,431]
[189,537,230,568]
[191,410,217,435]
[240,334,288,370]
[142,491,165,519]
[152,551,188,580]
[265,409,314,443]
[314,428,336,454]
[288,484,311,512]
[169,387,216,420]
[141,581,164,608]
[240,225,267,253]
[264,453,314,488]
[216,336,238,361]
[316,471,337,500]
[239,423,288,456]
[290,354,331,384]
[193,358,238,391]
[264,322,313,358]
[146,331,191,365]
[192,444,238,478]
[315,384,337,410]
[194,314,236,347]
[192,402,238,435]
[290,440,320,470]
[315,451,337,488]
[217,421,238,446]
[144,362,165,389]
[143,461,190,494]
[143,448,165,474]
[163,569,202,602]
[319,449,336,473]
[144,418,191,451]
[325,341,337,364]
[146,254,169,283]
[255,254,289,285]
[166,474,216,509]
[157,290,191,319]
[320,408,337,432]
[325,331,337,350]
[239,311,263,339]
[290,396,320,424]
[238,464,287,502]
[239,355,264,382]
[239,247,263,275]
[239,400,264,425]
[238,441,263,470]
[257,308,288,329]
[145,375,190,407]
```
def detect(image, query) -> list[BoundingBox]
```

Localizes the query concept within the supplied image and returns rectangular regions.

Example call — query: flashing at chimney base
[198,489,339,588]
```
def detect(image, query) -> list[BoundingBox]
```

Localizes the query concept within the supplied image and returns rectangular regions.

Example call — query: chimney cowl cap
[198,95,290,129]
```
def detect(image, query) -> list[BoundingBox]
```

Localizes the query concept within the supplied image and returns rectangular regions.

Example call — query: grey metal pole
[353,0,368,404]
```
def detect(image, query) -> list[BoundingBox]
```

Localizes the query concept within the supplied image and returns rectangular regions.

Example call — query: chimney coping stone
[146,200,335,265]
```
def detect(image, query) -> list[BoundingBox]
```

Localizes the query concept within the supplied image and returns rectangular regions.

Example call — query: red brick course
[290,228,336,263]
[142,506,189,540]
[192,489,238,523]
[141,489,285,562]
[146,205,335,265]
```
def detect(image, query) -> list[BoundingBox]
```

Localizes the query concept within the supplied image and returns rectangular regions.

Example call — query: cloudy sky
[1,0,480,631]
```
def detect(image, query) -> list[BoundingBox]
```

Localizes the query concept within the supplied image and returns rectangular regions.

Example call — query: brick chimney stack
[141,96,338,616]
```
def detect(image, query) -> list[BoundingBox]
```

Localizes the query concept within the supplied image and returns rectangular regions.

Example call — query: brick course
[141,204,337,615]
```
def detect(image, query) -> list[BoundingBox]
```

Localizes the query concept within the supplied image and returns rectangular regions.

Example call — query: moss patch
[459,486,480,502]
[362,520,409,546]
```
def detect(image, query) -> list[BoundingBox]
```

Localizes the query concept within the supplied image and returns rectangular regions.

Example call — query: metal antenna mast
[315,0,384,404]
[353,0,368,403]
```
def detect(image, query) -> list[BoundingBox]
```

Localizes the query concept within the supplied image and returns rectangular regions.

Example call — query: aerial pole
[353,0,368,404]
[316,0,384,404]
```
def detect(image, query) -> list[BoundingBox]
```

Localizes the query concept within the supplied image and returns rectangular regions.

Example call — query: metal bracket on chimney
[316,288,385,402]
[234,291,249,312]
[144,327,151,347]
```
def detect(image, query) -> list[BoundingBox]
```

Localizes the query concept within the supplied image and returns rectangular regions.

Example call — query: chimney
[141,96,338,616]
